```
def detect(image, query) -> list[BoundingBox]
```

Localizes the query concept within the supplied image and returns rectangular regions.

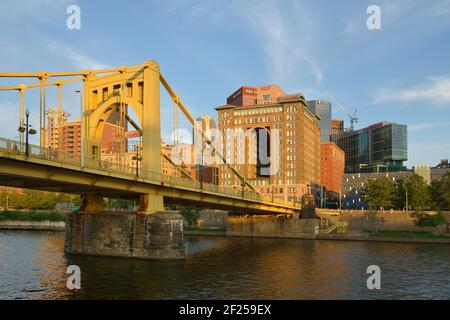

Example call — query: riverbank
[2,217,449,244]
[185,228,450,244]
[0,211,66,231]
[0,220,65,231]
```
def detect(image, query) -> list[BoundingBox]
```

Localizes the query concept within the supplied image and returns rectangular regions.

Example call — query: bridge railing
[0,137,300,208]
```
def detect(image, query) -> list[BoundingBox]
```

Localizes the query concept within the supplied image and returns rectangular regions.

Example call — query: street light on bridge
[75,90,84,166]
[17,109,37,158]
[132,144,142,177]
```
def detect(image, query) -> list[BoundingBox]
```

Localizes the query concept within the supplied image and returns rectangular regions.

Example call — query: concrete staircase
[316,209,348,235]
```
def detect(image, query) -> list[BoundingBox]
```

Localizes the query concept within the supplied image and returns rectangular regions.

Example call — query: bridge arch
[90,95,143,142]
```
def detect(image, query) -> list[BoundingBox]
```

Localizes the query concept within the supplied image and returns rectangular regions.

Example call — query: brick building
[226,84,286,107]
[216,86,321,203]
[320,142,345,196]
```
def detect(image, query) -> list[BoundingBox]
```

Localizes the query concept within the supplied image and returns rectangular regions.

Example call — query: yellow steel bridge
[0,61,300,215]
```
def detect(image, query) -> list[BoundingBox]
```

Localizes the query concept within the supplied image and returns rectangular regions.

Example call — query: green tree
[0,191,12,210]
[180,207,200,226]
[412,211,448,230]
[429,172,450,211]
[407,175,430,211]
[1,189,79,211]
[105,198,136,209]
[394,179,408,210]
[362,177,395,210]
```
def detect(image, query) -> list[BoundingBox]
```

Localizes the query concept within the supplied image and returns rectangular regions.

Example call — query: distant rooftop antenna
[325,92,358,131]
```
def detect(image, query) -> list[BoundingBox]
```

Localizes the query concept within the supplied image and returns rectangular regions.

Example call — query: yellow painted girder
[160,73,258,194]
[0,157,297,214]
[0,77,84,91]
[0,61,260,195]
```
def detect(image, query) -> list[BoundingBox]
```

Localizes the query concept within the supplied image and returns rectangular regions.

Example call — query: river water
[0,230,449,300]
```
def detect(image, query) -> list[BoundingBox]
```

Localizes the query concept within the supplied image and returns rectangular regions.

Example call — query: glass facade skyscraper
[307,100,331,142]
[337,122,407,173]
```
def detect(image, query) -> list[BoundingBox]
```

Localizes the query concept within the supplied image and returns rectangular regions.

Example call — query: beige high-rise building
[46,108,69,150]
[216,88,321,203]
[413,164,431,185]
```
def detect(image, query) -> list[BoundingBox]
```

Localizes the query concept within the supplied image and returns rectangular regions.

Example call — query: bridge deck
[0,138,300,214]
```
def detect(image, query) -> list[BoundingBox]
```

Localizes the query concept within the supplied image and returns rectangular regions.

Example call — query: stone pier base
[64,211,185,259]
[226,216,320,239]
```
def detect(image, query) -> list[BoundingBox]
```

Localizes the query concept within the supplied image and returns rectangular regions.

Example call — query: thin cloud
[47,40,110,70]
[234,0,323,85]
[408,123,445,132]
[164,0,323,86]
[373,76,450,107]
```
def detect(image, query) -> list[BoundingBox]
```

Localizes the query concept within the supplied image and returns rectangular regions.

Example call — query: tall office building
[194,115,219,184]
[331,119,344,143]
[226,84,286,107]
[336,121,408,173]
[46,108,70,150]
[216,86,321,202]
[195,115,217,164]
[196,115,217,137]
[307,100,331,142]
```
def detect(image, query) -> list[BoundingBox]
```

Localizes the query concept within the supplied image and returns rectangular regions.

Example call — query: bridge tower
[82,60,164,213]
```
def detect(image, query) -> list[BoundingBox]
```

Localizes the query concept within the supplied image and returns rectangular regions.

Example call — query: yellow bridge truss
[0,60,300,214]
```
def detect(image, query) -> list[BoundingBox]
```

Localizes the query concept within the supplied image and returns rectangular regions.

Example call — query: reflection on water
[0,230,449,299]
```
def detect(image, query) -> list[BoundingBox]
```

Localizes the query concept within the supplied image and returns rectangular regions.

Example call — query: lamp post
[75,90,83,166]
[18,109,37,158]
[132,144,142,177]
[199,144,204,190]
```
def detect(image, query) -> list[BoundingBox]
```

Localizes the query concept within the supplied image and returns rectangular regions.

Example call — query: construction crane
[325,92,358,131]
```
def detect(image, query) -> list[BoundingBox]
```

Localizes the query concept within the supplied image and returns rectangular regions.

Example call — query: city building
[216,86,321,203]
[431,159,450,181]
[196,115,217,138]
[46,108,70,149]
[194,115,217,165]
[413,164,431,185]
[342,171,413,210]
[190,165,219,185]
[47,109,123,157]
[194,115,219,184]
[226,84,286,107]
[331,119,344,143]
[59,119,82,157]
[336,121,408,173]
[320,142,345,197]
[307,100,331,142]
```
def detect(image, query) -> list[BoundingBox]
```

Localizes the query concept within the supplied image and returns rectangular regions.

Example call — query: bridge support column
[79,194,104,212]
[138,192,164,213]
[65,191,184,259]
[65,211,184,259]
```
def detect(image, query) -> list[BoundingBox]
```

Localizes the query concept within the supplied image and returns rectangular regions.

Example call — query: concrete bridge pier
[64,193,185,259]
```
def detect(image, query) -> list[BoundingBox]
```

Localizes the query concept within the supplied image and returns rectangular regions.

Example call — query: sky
[0,0,449,167]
